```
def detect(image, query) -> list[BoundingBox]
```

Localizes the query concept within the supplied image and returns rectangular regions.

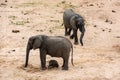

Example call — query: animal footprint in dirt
[18,64,41,73]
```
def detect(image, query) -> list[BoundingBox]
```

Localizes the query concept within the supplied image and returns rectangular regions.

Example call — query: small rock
[116,36,120,38]
[112,10,116,13]
[98,6,101,8]
[10,6,13,8]
[5,0,7,2]
[109,30,111,32]
[22,37,25,39]
[102,29,105,32]
[40,30,43,32]
[12,50,15,52]
[49,30,52,33]
[110,21,113,24]
[96,4,99,6]
[108,29,112,32]
[80,66,83,69]
[8,50,15,53]
[105,19,113,24]
[93,25,97,27]
[12,30,20,33]
[0,3,6,5]
[105,19,109,22]
[36,30,39,32]
[89,4,94,6]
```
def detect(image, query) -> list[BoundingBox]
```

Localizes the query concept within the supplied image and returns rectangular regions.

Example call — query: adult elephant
[63,9,85,46]
[24,35,73,70]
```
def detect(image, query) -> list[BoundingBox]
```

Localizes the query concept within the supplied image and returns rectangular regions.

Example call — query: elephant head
[70,15,85,46]
[25,35,45,67]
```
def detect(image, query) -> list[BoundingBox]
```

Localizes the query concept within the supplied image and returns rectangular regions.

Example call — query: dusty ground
[0,0,120,80]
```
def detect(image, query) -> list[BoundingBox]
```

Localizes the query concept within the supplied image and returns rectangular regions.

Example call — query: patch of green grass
[50,25,64,32]
[8,15,17,20]
[10,18,30,26]
[50,20,60,23]
[56,0,76,9]
[15,20,30,25]
[18,2,48,7]
[19,2,40,7]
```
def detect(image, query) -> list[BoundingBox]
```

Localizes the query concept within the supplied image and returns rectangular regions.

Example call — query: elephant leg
[70,32,74,39]
[39,49,47,70]
[73,29,78,45]
[62,59,65,68]
[68,28,72,35]
[62,57,69,70]
[65,26,71,36]
[65,27,68,36]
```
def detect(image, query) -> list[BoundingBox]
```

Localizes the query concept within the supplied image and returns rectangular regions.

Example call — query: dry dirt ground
[0,0,120,80]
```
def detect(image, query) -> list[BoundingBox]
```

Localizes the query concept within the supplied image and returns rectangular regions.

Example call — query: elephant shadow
[18,64,61,72]
[18,64,42,73]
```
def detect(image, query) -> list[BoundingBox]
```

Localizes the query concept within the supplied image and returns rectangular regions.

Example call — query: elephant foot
[65,34,69,36]
[65,32,71,36]
[62,67,68,70]
[74,42,79,45]
[70,35,74,39]
[24,64,28,67]
[65,34,70,36]
[41,67,47,70]
[48,66,53,69]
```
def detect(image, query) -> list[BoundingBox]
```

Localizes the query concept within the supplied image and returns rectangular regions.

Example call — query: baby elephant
[63,9,85,46]
[25,35,74,70]
[48,60,59,69]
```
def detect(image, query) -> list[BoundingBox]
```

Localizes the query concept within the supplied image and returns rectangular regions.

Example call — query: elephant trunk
[25,44,31,67]
[80,32,84,46]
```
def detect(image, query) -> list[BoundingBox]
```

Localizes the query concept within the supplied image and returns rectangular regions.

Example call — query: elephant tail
[71,44,74,66]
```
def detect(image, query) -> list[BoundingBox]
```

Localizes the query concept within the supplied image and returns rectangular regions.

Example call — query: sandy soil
[0,0,120,80]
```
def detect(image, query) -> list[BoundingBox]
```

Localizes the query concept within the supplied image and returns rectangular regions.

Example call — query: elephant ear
[33,36,42,50]
[28,36,36,49]
[70,16,77,30]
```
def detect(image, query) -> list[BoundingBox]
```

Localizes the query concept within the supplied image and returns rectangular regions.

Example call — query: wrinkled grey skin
[25,35,74,70]
[48,60,59,69]
[63,9,85,46]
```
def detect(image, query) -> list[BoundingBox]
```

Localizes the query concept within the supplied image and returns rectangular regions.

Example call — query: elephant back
[63,9,76,26]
